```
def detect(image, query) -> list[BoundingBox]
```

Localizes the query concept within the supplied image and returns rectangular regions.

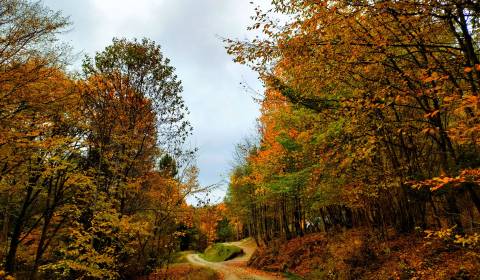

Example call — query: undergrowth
[248,228,480,280]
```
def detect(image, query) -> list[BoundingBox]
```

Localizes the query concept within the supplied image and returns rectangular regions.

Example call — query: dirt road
[186,239,284,280]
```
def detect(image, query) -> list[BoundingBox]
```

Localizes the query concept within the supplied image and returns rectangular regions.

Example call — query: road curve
[186,240,283,280]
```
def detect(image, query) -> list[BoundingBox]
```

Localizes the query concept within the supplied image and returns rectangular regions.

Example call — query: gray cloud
[42,0,266,202]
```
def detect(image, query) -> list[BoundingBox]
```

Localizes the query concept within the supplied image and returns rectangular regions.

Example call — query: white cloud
[43,0,269,202]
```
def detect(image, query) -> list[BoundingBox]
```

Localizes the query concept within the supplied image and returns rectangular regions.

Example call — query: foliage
[225,0,480,248]
[216,217,235,242]
[426,226,480,249]
[0,1,197,278]
[82,37,191,158]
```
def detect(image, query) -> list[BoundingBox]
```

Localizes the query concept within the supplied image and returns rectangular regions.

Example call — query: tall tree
[0,0,71,274]
[81,38,192,215]
[226,0,480,245]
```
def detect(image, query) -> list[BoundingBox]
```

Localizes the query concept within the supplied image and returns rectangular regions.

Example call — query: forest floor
[186,239,285,280]
[248,228,480,280]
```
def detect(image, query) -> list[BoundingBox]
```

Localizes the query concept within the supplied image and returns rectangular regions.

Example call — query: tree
[225,0,480,245]
[81,38,192,214]
[83,37,191,157]
[0,7,197,277]
[0,1,73,273]
[1,68,86,275]
[41,38,195,278]
[0,0,70,169]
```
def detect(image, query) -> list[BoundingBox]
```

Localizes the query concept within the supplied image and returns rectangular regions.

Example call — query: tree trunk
[5,185,36,274]
[281,196,291,240]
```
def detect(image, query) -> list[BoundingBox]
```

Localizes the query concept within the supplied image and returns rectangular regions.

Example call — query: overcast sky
[42,0,266,203]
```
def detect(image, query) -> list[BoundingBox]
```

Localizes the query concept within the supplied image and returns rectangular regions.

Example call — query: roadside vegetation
[223,0,480,279]
[249,229,479,279]
[2,0,480,279]
[200,243,244,262]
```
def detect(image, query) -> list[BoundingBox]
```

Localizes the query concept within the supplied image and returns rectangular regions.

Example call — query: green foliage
[284,271,305,280]
[216,218,235,242]
[276,133,301,152]
[158,154,178,178]
[178,225,209,252]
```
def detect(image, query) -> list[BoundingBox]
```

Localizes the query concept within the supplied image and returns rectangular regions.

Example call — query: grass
[284,271,305,280]
[199,243,244,262]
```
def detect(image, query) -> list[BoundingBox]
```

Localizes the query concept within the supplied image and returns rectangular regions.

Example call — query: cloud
[42,0,267,202]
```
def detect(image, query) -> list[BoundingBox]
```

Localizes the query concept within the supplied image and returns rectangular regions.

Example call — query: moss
[199,243,244,262]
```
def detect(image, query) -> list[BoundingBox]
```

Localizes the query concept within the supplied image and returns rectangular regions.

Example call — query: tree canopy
[226,0,480,246]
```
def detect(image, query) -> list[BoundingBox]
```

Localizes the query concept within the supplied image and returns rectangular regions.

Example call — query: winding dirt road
[186,239,284,280]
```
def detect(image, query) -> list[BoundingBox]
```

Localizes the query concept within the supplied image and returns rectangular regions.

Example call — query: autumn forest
[1,0,480,279]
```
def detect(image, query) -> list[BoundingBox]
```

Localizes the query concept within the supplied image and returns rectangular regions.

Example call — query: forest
[1,0,480,279]
[0,0,227,278]
[224,0,480,278]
